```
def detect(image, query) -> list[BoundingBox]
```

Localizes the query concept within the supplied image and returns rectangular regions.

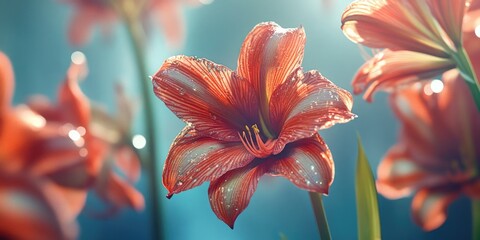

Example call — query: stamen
[238,124,275,158]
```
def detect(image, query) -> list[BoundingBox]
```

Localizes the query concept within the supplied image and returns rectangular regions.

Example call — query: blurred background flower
[376,72,480,231]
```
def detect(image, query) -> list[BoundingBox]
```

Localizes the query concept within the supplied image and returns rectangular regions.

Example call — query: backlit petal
[353,50,455,101]
[271,70,355,154]
[412,189,459,231]
[237,22,306,101]
[208,159,267,228]
[341,0,449,57]
[153,56,258,141]
[0,52,13,110]
[163,127,255,197]
[268,133,334,194]
[427,0,467,46]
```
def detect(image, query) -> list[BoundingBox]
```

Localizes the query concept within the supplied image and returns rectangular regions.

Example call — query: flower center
[238,124,275,158]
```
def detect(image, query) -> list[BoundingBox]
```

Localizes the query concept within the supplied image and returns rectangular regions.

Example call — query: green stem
[473,199,480,240]
[309,192,332,240]
[125,19,163,240]
[455,47,480,111]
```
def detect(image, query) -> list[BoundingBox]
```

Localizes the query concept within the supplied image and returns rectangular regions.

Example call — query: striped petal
[271,70,355,154]
[341,0,449,57]
[353,50,455,101]
[237,22,306,102]
[153,56,259,141]
[163,127,255,197]
[208,159,267,229]
[268,133,334,194]
[412,189,459,231]
[427,0,467,46]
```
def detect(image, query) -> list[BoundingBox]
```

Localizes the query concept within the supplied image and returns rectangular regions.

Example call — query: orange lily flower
[0,53,89,239]
[89,84,144,214]
[376,71,480,231]
[341,0,473,100]
[0,173,78,240]
[27,55,144,214]
[153,22,356,228]
[64,0,202,46]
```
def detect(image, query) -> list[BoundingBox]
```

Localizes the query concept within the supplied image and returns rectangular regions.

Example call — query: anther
[238,124,275,158]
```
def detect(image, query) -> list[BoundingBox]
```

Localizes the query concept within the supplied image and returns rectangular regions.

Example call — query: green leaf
[355,135,381,240]
[473,199,480,240]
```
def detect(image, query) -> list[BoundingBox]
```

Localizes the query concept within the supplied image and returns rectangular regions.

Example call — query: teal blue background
[0,0,471,239]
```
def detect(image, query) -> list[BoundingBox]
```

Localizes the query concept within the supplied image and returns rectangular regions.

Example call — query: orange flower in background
[153,22,355,228]
[464,0,480,33]
[0,53,86,239]
[27,53,144,214]
[0,173,78,240]
[376,72,480,231]
[89,84,144,214]
[64,0,205,46]
[341,0,473,100]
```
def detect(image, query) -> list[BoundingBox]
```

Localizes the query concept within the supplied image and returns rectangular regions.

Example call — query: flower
[0,172,78,240]
[341,0,471,100]
[89,84,144,214]
[376,71,480,231]
[0,52,86,239]
[64,0,202,46]
[152,22,355,228]
[27,55,144,214]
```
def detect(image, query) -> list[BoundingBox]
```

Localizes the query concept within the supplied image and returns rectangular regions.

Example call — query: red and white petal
[237,22,306,101]
[354,50,455,101]
[411,189,459,231]
[208,159,268,228]
[153,56,258,141]
[341,0,448,57]
[427,0,467,46]
[0,52,13,110]
[163,127,255,197]
[0,173,78,240]
[268,133,334,194]
[271,70,355,154]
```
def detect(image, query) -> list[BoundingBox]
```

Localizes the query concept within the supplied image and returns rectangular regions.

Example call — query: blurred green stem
[454,47,480,111]
[125,17,163,240]
[473,199,480,240]
[309,192,332,240]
